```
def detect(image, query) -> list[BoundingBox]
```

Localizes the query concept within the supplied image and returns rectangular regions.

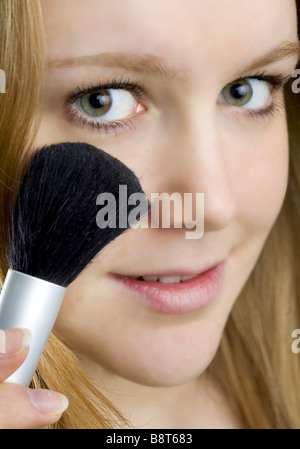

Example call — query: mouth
[108,260,227,314]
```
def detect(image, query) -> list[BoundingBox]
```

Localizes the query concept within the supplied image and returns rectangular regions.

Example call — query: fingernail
[27,389,69,415]
[0,328,31,357]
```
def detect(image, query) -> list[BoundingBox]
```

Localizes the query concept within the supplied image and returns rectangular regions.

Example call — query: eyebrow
[48,52,180,80]
[48,41,300,80]
[235,41,300,77]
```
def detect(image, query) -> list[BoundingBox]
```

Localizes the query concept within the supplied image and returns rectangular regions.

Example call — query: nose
[149,106,236,234]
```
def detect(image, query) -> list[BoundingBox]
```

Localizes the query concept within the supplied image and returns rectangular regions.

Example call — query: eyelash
[65,72,290,135]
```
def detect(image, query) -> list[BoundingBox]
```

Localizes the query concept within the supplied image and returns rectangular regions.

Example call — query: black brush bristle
[8,142,149,287]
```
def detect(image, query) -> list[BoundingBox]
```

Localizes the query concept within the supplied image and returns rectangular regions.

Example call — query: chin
[110,340,221,388]
[119,360,213,388]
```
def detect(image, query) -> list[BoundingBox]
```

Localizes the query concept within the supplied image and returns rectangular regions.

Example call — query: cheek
[232,123,289,233]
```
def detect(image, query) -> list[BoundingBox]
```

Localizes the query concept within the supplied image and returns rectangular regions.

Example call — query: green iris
[222,79,253,107]
[79,90,112,117]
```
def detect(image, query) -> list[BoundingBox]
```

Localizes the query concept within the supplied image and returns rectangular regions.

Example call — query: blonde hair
[0,0,299,429]
[0,0,130,429]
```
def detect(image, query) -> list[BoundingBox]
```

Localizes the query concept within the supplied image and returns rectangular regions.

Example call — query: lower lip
[108,261,227,314]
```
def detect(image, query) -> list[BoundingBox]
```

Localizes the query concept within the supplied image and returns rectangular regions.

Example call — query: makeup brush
[0,141,149,386]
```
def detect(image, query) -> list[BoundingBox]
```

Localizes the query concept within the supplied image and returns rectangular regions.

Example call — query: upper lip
[110,259,227,278]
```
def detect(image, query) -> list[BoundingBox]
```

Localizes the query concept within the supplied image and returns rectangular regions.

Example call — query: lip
[108,260,227,314]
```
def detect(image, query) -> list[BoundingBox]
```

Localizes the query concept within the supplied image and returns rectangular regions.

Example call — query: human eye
[65,77,146,136]
[218,73,290,120]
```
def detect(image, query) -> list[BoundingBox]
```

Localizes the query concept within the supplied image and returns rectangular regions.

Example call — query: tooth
[158,276,181,284]
[133,275,198,283]
[142,276,159,281]
[181,275,197,281]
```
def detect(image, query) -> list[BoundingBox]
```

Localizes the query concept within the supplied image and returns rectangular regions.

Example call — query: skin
[1,0,298,429]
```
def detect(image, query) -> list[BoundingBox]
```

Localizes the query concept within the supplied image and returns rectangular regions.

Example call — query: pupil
[230,83,249,100]
[89,92,110,109]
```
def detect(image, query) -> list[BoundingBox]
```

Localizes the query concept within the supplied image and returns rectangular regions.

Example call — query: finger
[0,383,69,429]
[0,328,31,383]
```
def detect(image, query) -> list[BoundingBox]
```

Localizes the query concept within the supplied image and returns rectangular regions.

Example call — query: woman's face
[36,0,298,387]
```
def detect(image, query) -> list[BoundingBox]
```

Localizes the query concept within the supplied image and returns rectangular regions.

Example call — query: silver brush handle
[0,269,66,386]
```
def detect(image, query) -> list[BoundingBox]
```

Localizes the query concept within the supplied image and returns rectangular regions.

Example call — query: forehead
[41,0,297,74]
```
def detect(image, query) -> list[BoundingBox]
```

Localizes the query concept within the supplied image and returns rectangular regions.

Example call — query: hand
[0,328,68,429]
